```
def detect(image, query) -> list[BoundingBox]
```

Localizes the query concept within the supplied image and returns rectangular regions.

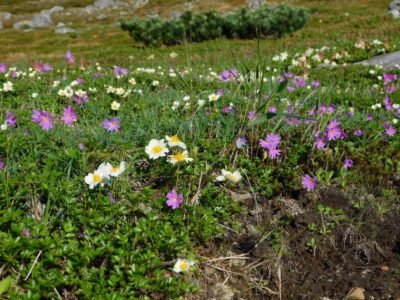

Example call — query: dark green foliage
[121,5,310,47]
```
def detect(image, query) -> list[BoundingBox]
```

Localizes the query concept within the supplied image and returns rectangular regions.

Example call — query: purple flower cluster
[73,91,89,105]
[220,68,239,82]
[259,133,281,159]
[65,51,75,66]
[33,62,52,74]
[0,63,8,74]
[114,66,128,78]
[6,112,17,127]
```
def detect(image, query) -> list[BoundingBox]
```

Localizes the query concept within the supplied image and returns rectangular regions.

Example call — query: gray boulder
[389,0,400,18]
[13,6,64,30]
[248,0,264,10]
[55,22,76,34]
[0,12,12,21]
[354,51,400,70]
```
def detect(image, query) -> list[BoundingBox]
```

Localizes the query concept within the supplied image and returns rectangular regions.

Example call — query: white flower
[173,259,195,273]
[216,169,242,183]
[166,135,186,149]
[152,80,160,86]
[170,52,178,58]
[2,81,13,92]
[393,104,400,109]
[96,163,112,181]
[1,123,8,131]
[198,99,205,107]
[85,169,107,189]
[32,92,38,98]
[110,161,126,177]
[145,139,169,160]
[183,96,190,102]
[393,118,398,125]
[129,78,137,85]
[53,80,60,87]
[111,101,120,111]
[168,150,193,164]
[208,93,220,102]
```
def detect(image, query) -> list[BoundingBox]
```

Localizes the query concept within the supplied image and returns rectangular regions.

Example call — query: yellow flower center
[93,174,102,183]
[152,145,163,154]
[112,166,119,173]
[170,135,181,143]
[226,173,238,182]
[43,117,49,123]
[172,152,186,162]
[179,261,189,271]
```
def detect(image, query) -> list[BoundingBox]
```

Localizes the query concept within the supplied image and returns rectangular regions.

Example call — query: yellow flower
[168,150,193,164]
[166,135,186,149]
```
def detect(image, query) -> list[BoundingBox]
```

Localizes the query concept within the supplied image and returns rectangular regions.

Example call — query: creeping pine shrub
[121,5,310,47]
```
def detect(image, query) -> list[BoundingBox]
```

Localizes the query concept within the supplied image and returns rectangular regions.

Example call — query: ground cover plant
[120,5,310,46]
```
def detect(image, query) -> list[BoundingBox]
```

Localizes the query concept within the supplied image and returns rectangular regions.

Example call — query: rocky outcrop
[354,51,400,69]
[13,6,64,30]
[389,0,400,18]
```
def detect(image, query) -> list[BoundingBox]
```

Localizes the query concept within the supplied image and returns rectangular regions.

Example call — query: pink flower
[102,118,120,132]
[343,159,353,170]
[259,133,281,150]
[236,137,247,149]
[314,137,326,149]
[65,50,75,66]
[268,148,281,159]
[166,189,183,209]
[353,129,363,136]
[248,111,256,120]
[32,109,53,131]
[383,73,397,84]
[6,112,16,127]
[62,106,77,125]
[302,174,317,192]
[385,125,396,137]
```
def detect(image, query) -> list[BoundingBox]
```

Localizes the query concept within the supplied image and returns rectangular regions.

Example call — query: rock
[0,12,12,21]
[170,11,182,19]
[248,0,264,10]
[13,6,64,30]
[389,0,400,18]
[55,26,76,34]
[128,0,148,9]
[346,287,365,300]
[29,12,53,28]
[354,51,400,70]
[93,0,117,9]
[13,21,32,30]
[211,283,234,300]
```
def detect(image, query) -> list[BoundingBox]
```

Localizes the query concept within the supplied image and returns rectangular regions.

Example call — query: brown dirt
[195,187,400,299]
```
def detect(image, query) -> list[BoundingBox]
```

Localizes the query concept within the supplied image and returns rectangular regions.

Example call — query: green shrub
[121,5,310,47]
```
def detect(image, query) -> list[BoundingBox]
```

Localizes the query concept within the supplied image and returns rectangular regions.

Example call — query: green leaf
[0,276,14,296]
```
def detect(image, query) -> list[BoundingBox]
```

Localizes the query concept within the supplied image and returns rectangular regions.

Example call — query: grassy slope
[0,0,398,66]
